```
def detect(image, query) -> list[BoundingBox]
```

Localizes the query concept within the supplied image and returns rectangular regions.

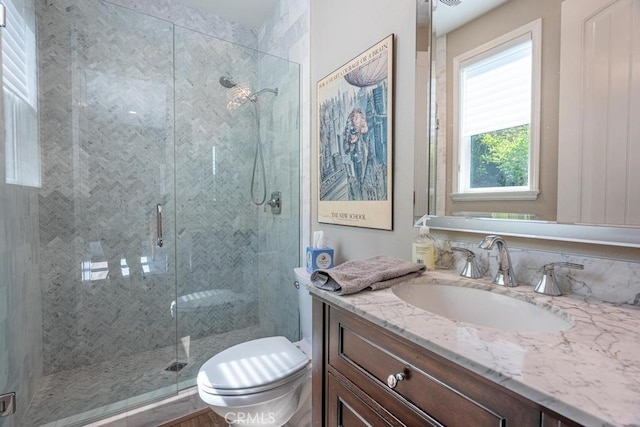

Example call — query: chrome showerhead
[219,75,278,110]
[225,83,278,110]
[219,76,237,89]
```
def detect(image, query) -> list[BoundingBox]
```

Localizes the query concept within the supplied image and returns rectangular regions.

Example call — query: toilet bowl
[196,268,312,426]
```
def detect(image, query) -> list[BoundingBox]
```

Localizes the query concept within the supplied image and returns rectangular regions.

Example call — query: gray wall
[310,0,417,262]
[0,0,43,424]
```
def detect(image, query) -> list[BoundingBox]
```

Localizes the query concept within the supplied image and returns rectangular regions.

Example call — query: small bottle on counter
[412,220,437,270]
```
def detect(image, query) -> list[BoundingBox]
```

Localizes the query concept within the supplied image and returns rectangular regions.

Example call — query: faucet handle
[534,262,584,296]
[451,247,483,279]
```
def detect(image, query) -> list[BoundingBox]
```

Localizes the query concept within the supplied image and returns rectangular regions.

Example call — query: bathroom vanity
[309,271,640,426]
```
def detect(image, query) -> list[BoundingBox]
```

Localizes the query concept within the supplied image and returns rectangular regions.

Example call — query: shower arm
[249,87,278,101]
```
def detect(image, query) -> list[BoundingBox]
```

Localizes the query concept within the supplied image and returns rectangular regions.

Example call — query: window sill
[451,190,539,202]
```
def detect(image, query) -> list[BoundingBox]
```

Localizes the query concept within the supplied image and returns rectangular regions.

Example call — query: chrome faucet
[478,235,517,287]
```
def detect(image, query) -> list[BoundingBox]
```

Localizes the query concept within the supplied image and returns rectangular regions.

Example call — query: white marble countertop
[306,269,640,427]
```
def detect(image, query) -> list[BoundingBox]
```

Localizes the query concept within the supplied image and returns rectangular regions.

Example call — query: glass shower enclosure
[9,1,300,425]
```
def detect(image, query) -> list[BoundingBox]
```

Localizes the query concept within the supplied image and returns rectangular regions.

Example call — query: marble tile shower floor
[23,325,268,427]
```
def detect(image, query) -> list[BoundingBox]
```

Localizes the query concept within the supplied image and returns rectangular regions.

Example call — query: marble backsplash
[437,239,640,306]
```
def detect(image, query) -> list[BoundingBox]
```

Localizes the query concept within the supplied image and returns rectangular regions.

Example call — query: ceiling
[177,0,279,29]
[434,0,510,35]
[178,1,509,34]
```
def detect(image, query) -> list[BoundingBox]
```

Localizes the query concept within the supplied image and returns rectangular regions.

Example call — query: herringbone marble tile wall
[173,23,262,345]
[254,58,302,340]
[37,0,178,376]
[36,0,301,385]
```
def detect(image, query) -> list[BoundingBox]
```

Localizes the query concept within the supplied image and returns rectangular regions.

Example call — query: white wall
[310,0,417,262]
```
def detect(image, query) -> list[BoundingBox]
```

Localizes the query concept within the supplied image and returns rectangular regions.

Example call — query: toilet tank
[294,267,313,343]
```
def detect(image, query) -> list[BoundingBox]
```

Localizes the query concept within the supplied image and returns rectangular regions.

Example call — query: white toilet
[197,268,313,426]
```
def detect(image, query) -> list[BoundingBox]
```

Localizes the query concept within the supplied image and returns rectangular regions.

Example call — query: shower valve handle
[265,191,281,215]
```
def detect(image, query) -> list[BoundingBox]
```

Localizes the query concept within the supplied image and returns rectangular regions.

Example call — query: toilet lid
[197,336,309,394]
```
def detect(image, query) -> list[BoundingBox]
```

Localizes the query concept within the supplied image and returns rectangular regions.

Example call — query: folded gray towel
[311,255,426,295]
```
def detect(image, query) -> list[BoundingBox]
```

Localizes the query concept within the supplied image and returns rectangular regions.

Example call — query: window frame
[451,19,542,202]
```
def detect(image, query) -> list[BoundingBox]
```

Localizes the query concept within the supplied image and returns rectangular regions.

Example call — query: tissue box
[306,247,334,273]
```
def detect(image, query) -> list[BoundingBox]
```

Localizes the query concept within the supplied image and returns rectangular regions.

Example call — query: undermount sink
[392,283,573,333]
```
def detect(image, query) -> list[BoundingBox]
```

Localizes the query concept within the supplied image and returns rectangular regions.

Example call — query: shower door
[33,1,179,423]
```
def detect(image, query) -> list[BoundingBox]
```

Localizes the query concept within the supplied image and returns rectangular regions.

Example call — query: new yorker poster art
[317,34,394,230]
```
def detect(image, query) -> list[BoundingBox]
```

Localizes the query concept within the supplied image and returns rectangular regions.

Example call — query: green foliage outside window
[470,124,529,188]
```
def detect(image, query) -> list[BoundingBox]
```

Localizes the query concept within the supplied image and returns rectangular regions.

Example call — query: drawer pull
[386,373,405,389]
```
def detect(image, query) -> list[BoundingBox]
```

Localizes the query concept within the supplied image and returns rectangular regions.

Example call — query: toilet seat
[196,270,314,425]
[197,336,309,397]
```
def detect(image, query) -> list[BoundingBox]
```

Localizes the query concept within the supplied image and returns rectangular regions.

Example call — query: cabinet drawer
[328,370,442,427]
[328,306,539,427]
[327,373,397,426]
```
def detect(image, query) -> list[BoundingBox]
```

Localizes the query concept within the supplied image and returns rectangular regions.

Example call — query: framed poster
[317,34,394,230]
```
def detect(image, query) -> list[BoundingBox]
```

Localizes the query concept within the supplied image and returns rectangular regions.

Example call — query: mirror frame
[417,215,640,249]
[415,1,640,249]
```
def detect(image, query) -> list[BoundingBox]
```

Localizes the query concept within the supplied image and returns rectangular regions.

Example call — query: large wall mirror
[414,0,640,248]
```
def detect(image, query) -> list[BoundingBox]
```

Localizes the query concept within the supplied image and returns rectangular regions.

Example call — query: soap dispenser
[412,220,437,270]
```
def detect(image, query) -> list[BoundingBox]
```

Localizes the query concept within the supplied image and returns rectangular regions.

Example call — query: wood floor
[160,408,227,427]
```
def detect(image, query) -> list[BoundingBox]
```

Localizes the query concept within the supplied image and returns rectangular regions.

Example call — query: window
[452,20,541,201]
[2,0,40,187]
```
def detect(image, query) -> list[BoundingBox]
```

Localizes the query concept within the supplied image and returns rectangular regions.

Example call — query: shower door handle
[156,204,163,247]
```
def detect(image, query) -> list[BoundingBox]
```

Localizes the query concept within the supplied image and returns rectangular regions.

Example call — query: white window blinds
[460,35,532,139]
[2,0,40,187]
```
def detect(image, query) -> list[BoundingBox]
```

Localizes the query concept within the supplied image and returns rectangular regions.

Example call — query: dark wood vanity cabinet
[311,297,582,427]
